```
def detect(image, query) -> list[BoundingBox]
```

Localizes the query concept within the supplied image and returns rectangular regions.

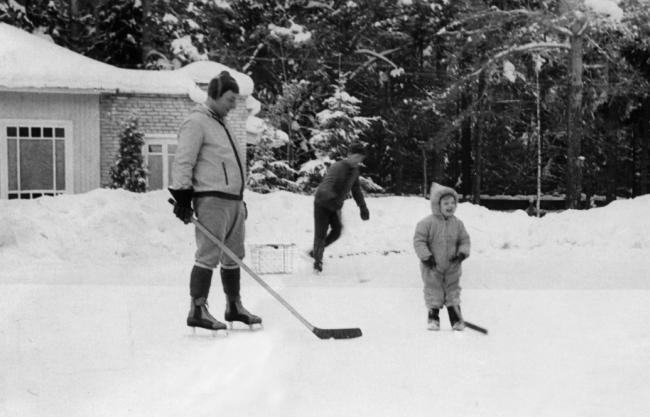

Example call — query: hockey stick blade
[312,327,363,340]
[464,320,488,335]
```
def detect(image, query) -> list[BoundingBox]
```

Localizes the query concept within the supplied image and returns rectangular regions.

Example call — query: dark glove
[450,253,467,263]
[360,206,370,221]
[422,256,436,269]
[168,188,194,224]
[244,201,248,220]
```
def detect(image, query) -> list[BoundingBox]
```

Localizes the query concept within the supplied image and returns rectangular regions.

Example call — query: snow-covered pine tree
[247,80,314,192]
[299,79,378,191]
[309,79,376,160]
[109,117,147,192]
[247,128,299,193]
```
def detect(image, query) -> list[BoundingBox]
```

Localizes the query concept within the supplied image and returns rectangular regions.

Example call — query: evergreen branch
[466,42,571,80]
[345,47,403,81]
[242,42,266,73]
[437,8,543,35]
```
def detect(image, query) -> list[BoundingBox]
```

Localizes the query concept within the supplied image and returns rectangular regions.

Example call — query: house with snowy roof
[0,23,258,199]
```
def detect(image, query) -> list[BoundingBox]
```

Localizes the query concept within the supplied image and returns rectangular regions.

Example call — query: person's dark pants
[312,203,342,263]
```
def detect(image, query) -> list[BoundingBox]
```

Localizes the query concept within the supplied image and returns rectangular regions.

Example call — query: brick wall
[99,93,249,187]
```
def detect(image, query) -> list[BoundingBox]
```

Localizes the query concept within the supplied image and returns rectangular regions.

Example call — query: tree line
[2,0,649,207]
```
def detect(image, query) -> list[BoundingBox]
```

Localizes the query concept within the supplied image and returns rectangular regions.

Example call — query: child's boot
[448,305,465,331]
[427,308,440,331]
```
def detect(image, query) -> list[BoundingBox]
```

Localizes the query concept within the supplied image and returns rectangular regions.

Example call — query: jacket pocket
[222,162,229,185]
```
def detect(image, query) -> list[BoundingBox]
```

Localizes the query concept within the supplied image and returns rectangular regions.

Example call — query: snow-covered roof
[0,23,254,97]
[175,60,253,96]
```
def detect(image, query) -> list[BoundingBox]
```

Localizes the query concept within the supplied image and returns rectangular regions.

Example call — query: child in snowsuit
[413,183,470,331]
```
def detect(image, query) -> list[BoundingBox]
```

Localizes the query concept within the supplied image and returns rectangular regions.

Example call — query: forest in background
[2,0,650,208]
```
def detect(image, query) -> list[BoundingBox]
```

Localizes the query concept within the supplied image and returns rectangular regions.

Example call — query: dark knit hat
[348,141,367,156]
[208,71,239,99]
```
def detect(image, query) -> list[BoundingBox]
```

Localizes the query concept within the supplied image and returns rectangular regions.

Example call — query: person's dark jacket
[314,159,367,212]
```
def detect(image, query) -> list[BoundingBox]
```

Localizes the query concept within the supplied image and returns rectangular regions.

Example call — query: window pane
[20,140,53,190]
[31,127,42,138]
[43,127,53,138]
[7,126,17,137]
[148,144,163,153]
[55,128,65,138]
[19,127,29,137]
[55,140,65,190]
[8,139,18,191]
[168,144,177,154]
[168,155,175,184]
[147,155,163,190]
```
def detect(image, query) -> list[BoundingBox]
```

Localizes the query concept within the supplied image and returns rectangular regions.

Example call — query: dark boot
[187,266,226,331]
[187,297,227,331]
[448,305,465,331]
[189,265,212,299]
[221,268,262,327]
[312,241,325,272]
[427,308,440,331]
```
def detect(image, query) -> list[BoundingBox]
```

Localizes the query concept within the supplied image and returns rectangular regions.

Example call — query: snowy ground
[1,189,649,417]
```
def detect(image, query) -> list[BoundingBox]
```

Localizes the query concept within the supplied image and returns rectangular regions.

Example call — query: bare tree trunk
[565,31,584,208]
[471,73,487,204]
[432,148,445,188]
[639,99,650,196]
[69,0,80,40]
[460,93,472,197]
[141,0,153,67]
[420,144,428,197]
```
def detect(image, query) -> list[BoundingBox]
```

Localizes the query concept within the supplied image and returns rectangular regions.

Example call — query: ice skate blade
[227,321,264,331]
[187,326,229,337]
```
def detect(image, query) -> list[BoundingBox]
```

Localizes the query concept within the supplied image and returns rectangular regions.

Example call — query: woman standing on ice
[413,183,470,331]
[168,71,261,333]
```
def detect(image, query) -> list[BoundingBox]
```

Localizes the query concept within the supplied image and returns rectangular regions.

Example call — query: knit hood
[429,183,459,217]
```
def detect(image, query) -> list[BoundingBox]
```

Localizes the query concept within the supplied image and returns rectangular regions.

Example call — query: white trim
[0,128,6,199]
[0,87,102,95]
[143,134,177,190]
[0,119,74,199]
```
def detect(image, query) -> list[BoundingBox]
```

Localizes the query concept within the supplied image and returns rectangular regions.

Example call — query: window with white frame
[143,134,177,190]
[0,120,73,199]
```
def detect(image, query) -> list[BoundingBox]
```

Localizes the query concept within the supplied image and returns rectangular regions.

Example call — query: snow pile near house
[175,60,254,96]
[0,189,648,268]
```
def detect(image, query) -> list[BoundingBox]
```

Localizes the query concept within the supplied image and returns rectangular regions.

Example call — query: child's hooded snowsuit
[413,183,470,308]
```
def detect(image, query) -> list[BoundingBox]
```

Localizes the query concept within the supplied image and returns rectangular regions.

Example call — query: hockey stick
[464,320,488,335]
[451,305,488,335]
[168,199,362,340]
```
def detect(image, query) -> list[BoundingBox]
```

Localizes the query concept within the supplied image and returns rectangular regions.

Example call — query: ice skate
[187,297,227,333]
[313,260,323,273]
[448,305,465,331]
[225,298,263,330]
[427,308,440,331]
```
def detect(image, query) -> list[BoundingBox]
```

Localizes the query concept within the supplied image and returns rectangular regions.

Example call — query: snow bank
[1,190,648,267]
